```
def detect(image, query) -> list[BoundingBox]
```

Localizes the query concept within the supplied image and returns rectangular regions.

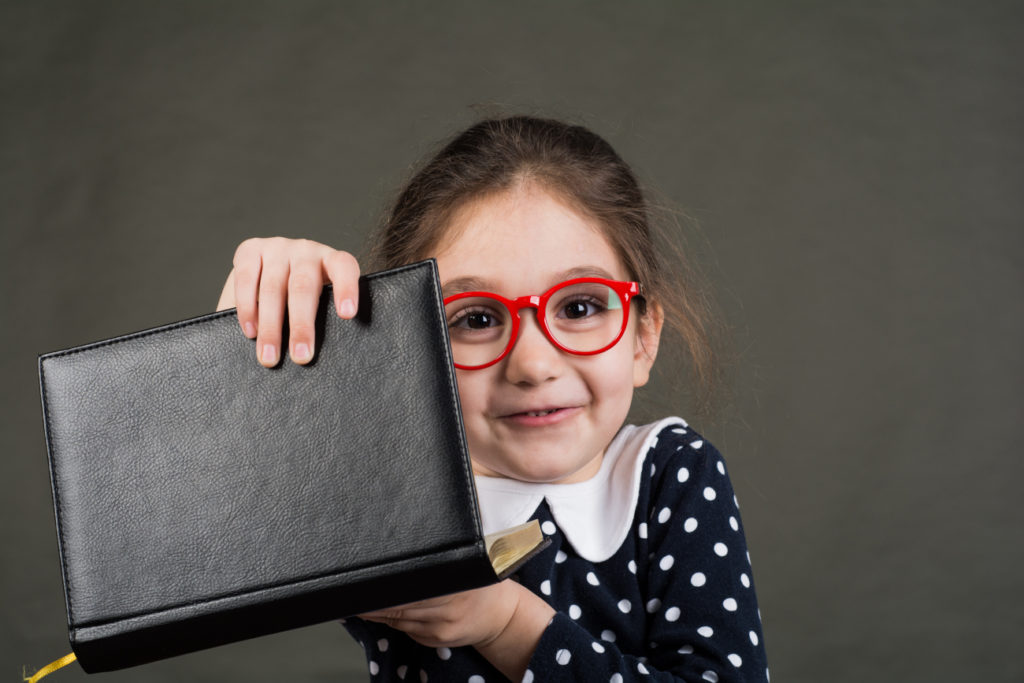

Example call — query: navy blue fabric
[344,422,769,682]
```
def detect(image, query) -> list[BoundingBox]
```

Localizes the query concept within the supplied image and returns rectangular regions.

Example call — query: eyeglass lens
[444,281,626,368]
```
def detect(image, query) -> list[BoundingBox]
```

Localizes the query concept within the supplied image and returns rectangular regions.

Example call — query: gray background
[3,2,1022,681]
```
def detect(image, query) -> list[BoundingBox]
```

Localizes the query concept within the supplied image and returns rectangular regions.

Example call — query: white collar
[473,417,687,563]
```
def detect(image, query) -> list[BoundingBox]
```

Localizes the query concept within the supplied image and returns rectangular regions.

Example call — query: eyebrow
[441,266,622,297]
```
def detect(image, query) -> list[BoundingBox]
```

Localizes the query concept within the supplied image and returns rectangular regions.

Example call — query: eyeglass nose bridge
[505,293,549,348]
[510,294,543,311]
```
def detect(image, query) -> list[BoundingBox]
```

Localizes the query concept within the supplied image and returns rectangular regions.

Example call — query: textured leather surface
[39,259,494,671]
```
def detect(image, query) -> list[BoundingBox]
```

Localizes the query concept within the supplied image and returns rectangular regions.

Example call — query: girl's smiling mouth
[498,405,583,426]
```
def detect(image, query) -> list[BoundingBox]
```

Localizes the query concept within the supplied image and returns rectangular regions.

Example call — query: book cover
[37,259,545,673]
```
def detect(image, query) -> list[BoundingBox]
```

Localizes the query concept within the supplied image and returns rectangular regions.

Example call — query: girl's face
[432,183,662,484]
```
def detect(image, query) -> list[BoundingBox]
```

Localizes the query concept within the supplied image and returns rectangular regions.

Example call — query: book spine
[71,544,498,672]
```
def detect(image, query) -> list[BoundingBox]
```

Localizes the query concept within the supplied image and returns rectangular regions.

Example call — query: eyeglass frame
[442,277,643,370]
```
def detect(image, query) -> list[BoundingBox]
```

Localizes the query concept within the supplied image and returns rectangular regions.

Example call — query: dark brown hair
[368,115,723,417]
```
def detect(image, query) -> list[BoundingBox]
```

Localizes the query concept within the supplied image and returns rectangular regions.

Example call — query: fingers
[286,248,325,365]
[323,249,360,319]
[255,249,290,368]
[227,237,361,367]
[216,270,237,311]
[232,239,263,339]
[361,596,452,622]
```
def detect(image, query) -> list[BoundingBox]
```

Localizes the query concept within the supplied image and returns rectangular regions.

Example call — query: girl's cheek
[453,371,489,423]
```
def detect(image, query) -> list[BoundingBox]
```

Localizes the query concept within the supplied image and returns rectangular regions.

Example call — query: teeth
[526,409,556,417]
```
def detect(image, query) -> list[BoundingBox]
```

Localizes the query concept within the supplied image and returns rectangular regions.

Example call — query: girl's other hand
[215,237,361,367]
[360,580,554,681]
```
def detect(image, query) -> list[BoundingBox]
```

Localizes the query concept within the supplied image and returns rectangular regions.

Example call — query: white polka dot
[397,665,407,679]
[657,507,671,523]
[684,517,698,533]
[592,641,606,653]
[437,647,451,660]
[420,672,428,683]
[702,671,719,682]
[540,580,552,595]
[679,644,694,654]
[522,670,534,683]
[691,572,707,587]
[665,606,681,621]
[677,467,690,483]
[723,597,738,612]
[728,653,743,667]
[555,648,572,665]
[730,516,739,531]
[734,494,740,508]
[767,667,771,681]
[469,676,485,683]
[638,522,648,539]
[569,604,582,619]
[703,486,717,501]
[659,555,675,570]
[750,630,759,646]
[646,598,662,613]
[690,439,704,449]
[650,463,656,477]
[697,626,714,637]
[555,550,567,563]
[618,599,632,613]
[714,542,729,557]
[638,662,649,674]
[369,661,379,675]
[377,638,389,652]
[717,460,726,475]
[747,550,752,565]
[541,520,557,535]
[602,629,617,642]
[627,560,637,574]
[741,573,751,588]
[610,675,623,683]
[586,571,600,586]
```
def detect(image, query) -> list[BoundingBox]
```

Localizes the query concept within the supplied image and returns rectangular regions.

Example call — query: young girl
[216,116,769,682]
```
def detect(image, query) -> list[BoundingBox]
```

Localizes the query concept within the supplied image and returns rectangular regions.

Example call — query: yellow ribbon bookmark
[23,653,76,683]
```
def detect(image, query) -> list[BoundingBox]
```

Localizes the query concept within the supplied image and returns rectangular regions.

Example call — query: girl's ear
[633,301,664,388]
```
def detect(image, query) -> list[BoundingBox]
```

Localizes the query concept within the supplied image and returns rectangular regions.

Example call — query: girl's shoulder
[632,417,735,516]
[626,416,724,475]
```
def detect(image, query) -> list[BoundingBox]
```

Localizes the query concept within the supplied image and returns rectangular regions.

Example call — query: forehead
[430,185,629,294]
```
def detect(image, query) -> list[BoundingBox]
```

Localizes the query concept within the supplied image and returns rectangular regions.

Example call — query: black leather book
[37,259,546,673]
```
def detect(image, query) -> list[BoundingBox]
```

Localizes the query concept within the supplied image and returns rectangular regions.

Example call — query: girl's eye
[463,312,496,329]
[558,297,605,319]
[448,306,505,330]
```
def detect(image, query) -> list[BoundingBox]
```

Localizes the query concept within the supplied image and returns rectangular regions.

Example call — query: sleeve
[521,428,769,683]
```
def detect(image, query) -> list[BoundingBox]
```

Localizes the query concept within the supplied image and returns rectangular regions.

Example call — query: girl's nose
[502,311,564,385]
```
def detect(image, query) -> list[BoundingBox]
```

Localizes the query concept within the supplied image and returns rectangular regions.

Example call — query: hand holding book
[361,576,556,682]
[215,236,363,367]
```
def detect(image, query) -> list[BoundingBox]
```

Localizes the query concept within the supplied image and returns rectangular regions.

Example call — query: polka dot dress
[344,421,769,681]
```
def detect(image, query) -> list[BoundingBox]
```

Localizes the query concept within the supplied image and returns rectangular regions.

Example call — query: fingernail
[261,344,277,365]
[293,342,311,363]
[243,322,257,338]
[339,299,356,318]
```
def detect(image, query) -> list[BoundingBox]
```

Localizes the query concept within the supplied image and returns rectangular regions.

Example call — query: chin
[508,456,593,485]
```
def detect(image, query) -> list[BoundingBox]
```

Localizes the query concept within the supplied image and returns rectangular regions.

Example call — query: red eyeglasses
[442,278,642,370]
